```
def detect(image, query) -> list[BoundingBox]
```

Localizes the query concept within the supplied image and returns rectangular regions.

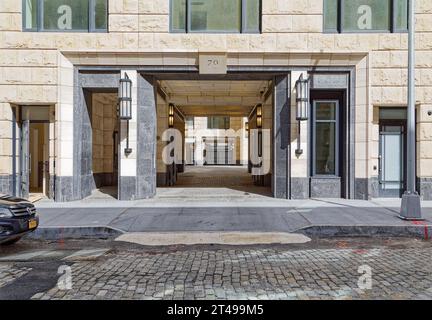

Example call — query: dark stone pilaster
[0,175,13,195]
[273,75,291,199]
[418,178,432,200]
[136,74,157,199]
[291,177,309,199]
[310,177,341,198]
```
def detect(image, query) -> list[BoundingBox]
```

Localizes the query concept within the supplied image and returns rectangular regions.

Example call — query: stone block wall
[0,0,431,199]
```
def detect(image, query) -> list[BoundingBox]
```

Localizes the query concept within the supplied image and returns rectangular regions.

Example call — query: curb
[25,226,124,240]
[299,225,431,239]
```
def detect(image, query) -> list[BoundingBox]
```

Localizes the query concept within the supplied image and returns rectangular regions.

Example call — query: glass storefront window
[43,0,89,31]
[170,0,261,33]
[23,0,108,32]
[313,101,339,176]
[394,0,408,31]
[342,0,390,32]
[24,0,38,30]
[170,0,186,32]
[323,0,408,33]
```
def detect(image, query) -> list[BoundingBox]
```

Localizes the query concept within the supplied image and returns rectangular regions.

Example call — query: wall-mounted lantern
[168,103,175,128]
[295,74,310,156]
[119,73,133,155]
[296,74,309,121]
[256,104,263,129]
[245,122,249,131]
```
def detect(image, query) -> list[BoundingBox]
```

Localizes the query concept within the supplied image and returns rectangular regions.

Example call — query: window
[324,0,408,33]
[170,0,261,33]
[23,0,108,32]
[207,117,230,129]
[313,101,339,176]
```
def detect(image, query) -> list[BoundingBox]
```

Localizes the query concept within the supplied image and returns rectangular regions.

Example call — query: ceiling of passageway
[159,80,269,117]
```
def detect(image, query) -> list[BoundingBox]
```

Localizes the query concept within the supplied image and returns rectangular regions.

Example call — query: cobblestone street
[0,238,431,300]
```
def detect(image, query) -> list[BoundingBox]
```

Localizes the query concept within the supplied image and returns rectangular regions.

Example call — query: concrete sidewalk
[28,198,432,241]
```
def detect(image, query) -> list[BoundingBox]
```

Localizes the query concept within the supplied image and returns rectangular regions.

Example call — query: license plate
[28,219,37,229]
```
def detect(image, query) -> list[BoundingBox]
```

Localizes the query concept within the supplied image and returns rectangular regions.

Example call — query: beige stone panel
[372,69,403,87]
[291,15,322,33]
[262,15,292,33]
[335,34,363,51]
[0,85,17,102]
[379,34,402,50]
[291,159,308,177]
[249,34,277,52]
[0,13,20,31]
[238,53,264,65]
[263,53,289,66]
[139,15,169,32]
[108,0,123,13]
[153,33,183,49]
[421,69,432,86]
[140,0,169,14]
[355,142,368,160]
[0,120,12,138]
[0,50,18,65]
[419,141,432,159]
[307,34,335,51]
[355,159,368,179]
[226,35,250,51]
[0,156,11,174]
[276,34,308,51]
[138,33,155,49]
[198,35,228,51]
[419,159,432,177]
[0,138,12,156]
[355,123,369,142]
[380,87,405,105]
[416,51,432,68]
[417,0,432,13]
[418,122,432,141]
[0,0,21,12]
[2,32,33,49]
[109,15,139,32]
[416,14,432,32]
[122,33,139,49]
[356,34,380,51]
[15,50,56,67]
[371,51,391,68]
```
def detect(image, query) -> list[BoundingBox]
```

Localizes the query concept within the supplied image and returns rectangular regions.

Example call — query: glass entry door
[379,122,406,197]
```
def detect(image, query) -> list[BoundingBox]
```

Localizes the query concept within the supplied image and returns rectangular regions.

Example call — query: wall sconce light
[245,122,249,131]
[295,74,310,156]
[256,104,263,129]
[119,73,133,155]
[168,103,174,128]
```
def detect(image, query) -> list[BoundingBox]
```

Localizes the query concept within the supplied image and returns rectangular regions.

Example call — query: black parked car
[0,194,39,245]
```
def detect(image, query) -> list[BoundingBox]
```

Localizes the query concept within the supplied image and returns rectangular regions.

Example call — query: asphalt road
[0,237,431,300]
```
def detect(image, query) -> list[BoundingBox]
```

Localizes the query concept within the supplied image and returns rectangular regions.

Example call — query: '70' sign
[199,54,227,75]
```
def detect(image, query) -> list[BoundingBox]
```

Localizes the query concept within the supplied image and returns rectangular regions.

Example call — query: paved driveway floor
[1,238,431,300]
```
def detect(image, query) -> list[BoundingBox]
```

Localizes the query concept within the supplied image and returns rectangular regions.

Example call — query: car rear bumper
[0,215,39,244]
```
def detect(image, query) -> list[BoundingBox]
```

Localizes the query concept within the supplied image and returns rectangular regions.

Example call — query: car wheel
[0,237,22,245]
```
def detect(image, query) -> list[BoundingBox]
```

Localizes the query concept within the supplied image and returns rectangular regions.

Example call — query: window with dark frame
[23,0,108,32]
[324,0,408,33]
[312,101,339,176]
[207,117,230,130]
[170,0,261,33]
